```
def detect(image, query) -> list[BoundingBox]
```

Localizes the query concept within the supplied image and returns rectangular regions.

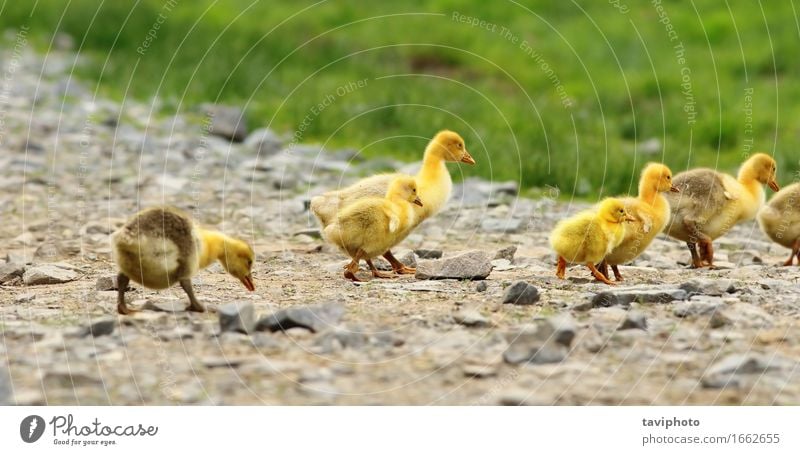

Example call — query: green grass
[2,0,799,197]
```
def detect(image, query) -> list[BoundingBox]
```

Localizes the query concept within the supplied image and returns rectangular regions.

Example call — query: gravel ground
[1,48,799,406]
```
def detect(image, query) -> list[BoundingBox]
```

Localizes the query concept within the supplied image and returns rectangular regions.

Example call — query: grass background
[1,0,798,197]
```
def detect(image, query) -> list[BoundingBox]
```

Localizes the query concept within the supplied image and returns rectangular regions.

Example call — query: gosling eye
[457,143,463,149]
[619,209,624,214]
[666,175,671,180]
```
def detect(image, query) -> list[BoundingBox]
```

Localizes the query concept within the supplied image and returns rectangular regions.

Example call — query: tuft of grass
[2,0,799,196]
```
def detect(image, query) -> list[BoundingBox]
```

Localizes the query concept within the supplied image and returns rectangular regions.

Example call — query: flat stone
[22,263,80,285]
[95,274,118,291]
[415,250,493,281]
[453,308,490,327]
[414,249,442,259]
[702,353,796,389]
[142,298,187,313]
[618,310,648,330]
[589,288,687,309]
[293,228,322,239]
[81,318,117,337]
[673,297,724,318]
[462,364,497,378]
[502,281,540,305]
[0,262,25,284]
[256,301,345,333]
[314,326,368,351]
[201,104,248,142]
[218,301,256,334]
[243,127,283,156]
[480,218,524,234]
[494,245,517,262]
[679,278,735,296]
[503,317,574,365]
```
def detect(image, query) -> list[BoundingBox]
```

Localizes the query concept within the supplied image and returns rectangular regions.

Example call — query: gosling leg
[597,260,610,281]
[343,253,363,282]
[684,219,712,268]
[116,273,134,315]
[180,279,205,312]
[587,262,615,286]
[610,264,624,281]
[555,256,567,279]
[686,242,703,268]
[784,239,800,266]
[366,259,396,279]
[383,250,416,275]
[699,238,715,268]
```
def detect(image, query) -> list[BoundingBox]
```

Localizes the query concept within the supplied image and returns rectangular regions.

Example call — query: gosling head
[598,198,635,224]
[388,176,423,207]
[428,130,475,165]
[742,153,780,192]
[220,238,255,291]
[641,163,679,194]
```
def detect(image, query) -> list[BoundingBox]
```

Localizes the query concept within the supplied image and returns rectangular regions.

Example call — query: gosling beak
[624,214,636,222]
[460,151,476,165]
[768,180,780,192]
[413,196,424,207]
[240,274,255,292]
[670,185,680,193]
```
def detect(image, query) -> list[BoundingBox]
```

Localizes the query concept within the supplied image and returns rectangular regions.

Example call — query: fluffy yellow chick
[757,182,800,265]
[311,130,474,274]
[111,206,255,315]
[550,198,635,285]
[599,163,679,281]
[323,176,423,282]
[665,153,779,268]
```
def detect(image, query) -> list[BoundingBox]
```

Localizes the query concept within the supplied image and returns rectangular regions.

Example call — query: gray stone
[142,299,187,313]
[244,128,283,156]
[415,250,493,280]
[475,281,488,292]
[673,297,724,318]
[218,302,256,334]
[201,104,248,142]
[82,318,117,337]
[503,317,574,365]
[727,250,762,265]
[0,262,25,284]
[95,274,118,291]
[589,288,687,309]
[414,249,442,259]
[293,228,322,239]
[679,278,735,296]
[709,309,732,328]
[256,301,345,333]
[22,263,80,285]
[480,218,524,234]
[453,308,490,327]
[494,245,517,262]
[702,353,795,388]
[618,310,648,330]
[314,326,368,351]
[502,281,540,305]
[0,364,10,406]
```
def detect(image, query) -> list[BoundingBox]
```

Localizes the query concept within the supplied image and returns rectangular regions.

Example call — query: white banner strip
[1,406,797,454]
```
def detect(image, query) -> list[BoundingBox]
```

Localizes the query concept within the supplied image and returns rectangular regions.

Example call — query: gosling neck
[737,166,765,201]
[638,182,668,210]
[198,229,232,269]
[415,144,452,216]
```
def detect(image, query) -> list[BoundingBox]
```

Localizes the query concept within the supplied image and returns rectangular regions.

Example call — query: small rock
[201,104,248,142]
[95,274,118,291]
[503,318,574,365]
[547,314,577,346]
[702,353,795,388]
[491,258,514,271]
[0,364,10,406]
[673,296,724,318]
[243,127,283,156]
[22,263,80,285]
[679,278,735,296]
[0,262,25,284]
[218,302,256,334]
[414,249,442,259]
[453,308,490,327]
[709,309,732,328]
[502,281,540,305]
[494,245,517,262]
[142,298,187,313]
[314,326,368,351]
[475,281,488,292]
[462,364,497,378]
[256,301,345,333]
[81,318,117,337]
[480,218,524,234]
[727,250,762,265]
[589,288,687,309]
[618,310,648,330]
[415,250,493,280]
